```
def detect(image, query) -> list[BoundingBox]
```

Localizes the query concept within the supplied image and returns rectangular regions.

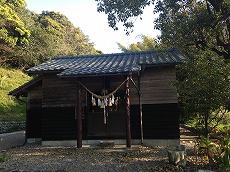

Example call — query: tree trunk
[204,112,209,138]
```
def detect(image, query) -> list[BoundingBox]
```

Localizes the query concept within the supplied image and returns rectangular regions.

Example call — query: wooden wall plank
[29,84,42,109]
[130,66,177,105]
[41,66,177,107]
[42,74,79,107]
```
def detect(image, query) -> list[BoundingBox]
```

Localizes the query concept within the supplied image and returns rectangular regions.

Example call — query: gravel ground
[0,145,184,172]
[0,126,216,172]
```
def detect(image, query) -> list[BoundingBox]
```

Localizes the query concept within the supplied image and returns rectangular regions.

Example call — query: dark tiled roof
[26,48,189,76]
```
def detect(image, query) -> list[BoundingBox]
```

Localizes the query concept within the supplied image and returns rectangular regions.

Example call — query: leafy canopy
[96,0,151,33]
[96,0,230,60]
[117,35,158,52]
[0,0,30,46]
[176,53,230,115]
[0,3,100,69]
[175,51,230,135]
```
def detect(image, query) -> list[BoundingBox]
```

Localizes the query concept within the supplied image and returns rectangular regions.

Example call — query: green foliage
[31,11,99,62]
[96,0,151,34]
[216,124,230,136]
[0,0,30,47]
[198,136,218,164]
[117,35,158,52]
[215,138,230,172]
[198,137,230,171]
[176,53,230,115]
[187,109,230,136]
[155,0,229,60]
[96,0,230,59]
[0,151,8,162]
[0,67,31,121]
[1,6,99,69]
[175,51,230,136]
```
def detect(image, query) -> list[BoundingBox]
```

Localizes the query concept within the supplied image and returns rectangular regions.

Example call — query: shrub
[197,137,230,171]
[215,138,230,172]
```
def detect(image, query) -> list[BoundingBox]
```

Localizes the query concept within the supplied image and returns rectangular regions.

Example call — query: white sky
[25,0,160,54]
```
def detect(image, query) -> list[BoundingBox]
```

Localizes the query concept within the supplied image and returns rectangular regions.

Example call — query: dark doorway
[87,91,126,138]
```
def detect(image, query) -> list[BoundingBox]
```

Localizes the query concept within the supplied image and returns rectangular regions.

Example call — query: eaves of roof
[26,48,189,77]
[9,75,42,97]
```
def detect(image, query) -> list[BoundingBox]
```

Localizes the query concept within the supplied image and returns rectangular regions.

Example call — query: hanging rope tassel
[100,100,105,108]
[92,95,96,106]
[111,95,115,104]
[98,99,101,106]
[77,78,130,124]
[108,97,112,106]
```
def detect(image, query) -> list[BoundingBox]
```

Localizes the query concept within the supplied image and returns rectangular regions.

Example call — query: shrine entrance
[87,91,126,138]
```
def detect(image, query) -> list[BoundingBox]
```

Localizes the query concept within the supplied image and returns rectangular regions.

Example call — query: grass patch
[0,151,8,162]
[0,67,31,121]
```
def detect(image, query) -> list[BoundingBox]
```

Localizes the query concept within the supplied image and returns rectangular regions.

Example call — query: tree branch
[211,47,229,59]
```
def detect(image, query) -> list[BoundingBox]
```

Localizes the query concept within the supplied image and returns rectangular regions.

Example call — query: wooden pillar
[125,76,131,148]
[77,81,82,148]
[138,74,144,145]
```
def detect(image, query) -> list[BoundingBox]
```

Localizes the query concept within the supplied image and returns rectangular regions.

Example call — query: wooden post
[125,76,131,148]
[129,76,144,145]
[138,74,144,145]
[77,81,82,148]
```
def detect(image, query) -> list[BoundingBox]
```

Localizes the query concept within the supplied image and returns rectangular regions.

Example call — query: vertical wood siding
[42,74,78,107]
[130,66,178,105]
[28,85,42,109]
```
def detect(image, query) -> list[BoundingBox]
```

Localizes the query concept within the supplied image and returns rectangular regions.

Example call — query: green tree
[154,0,229,60]
[36,11,98,56]
[96,0,151,33]
[0,0,30,67]
[0,0,30,47]
[117,35,158,52]
[1,8,100,69]
[96,0,230,60]
[175,51,230,137]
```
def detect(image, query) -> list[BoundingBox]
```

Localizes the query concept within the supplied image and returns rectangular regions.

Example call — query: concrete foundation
[27,138,42,144]
[42,139,179,147]
[0,131,25,150]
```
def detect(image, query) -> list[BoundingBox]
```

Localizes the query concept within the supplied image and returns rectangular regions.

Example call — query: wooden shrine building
[10,48,189,148]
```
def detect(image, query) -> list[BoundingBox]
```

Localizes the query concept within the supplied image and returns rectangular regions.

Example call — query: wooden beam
[125,76,131,148]
[77,81,82,148]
